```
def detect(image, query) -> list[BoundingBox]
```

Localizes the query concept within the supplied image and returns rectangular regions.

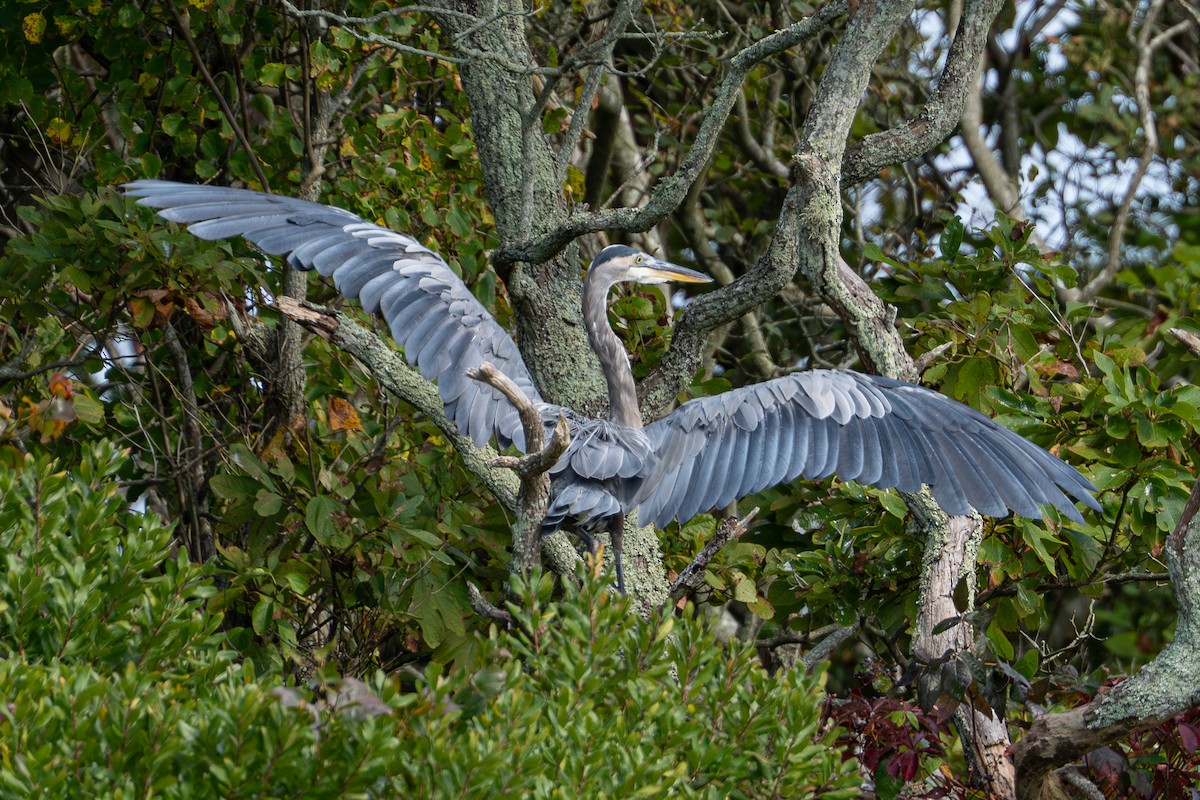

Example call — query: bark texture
[783,0,1016,793]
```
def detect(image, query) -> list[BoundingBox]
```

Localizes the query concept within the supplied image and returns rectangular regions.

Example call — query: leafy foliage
[0,445,858,797]
[2,0,1200,793]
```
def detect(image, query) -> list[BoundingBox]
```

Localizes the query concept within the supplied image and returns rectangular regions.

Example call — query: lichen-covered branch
[493,0,848,267]
[644,0,1002,412]
[669,508,757,600]
[1013,477,1200,800]
[776,0,1016,792]
[841,0,1005,187]
[467,581,513,625]
[274,297,519,511]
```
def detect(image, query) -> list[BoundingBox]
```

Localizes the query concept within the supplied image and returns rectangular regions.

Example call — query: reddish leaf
[1178,722,1199,754]
[1085,746,1126,783]
[887,750,920,782]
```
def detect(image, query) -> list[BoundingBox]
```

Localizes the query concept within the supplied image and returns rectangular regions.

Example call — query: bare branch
[669,508,757,599]
[1171,327,1200,360]
[733,88,789,179]
[913,340,955,375]
[466,362,570,579]
[1058,768,1105,800]
[801,620,862,670]
[960,53,1022,217]
[550,0,642,177]
[161,319,215,563]
[467,581,513,625]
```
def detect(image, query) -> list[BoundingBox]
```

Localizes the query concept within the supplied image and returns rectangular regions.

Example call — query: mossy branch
[274,297,519,511]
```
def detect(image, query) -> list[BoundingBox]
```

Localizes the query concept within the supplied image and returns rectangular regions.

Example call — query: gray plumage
[124,181,1100,571]
[124,180,537,449]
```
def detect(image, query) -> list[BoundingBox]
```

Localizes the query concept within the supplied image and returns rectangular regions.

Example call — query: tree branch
[841,0,1006,187]
[161,319,215,563]
[1014,477,1200,799]
[1171,327,1200,360]
[493,0,848,267]
[274,297,519,511]
[467,581,513,625]
[467,362,570,579]
[669,508,757,599]
[777,0,1017,792]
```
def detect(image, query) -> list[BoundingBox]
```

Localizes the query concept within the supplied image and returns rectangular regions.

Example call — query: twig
[1057,768,1105,800]
[913,341,955,375]
[757,622,841,650]
[669,508,758,599]
[488,414,570,478]
[278,0,538,74]
[801,620,862,670]
[166,0,270,191]
[161,319,215,562]
[465,363,569,477]
[1170,328,1200,360]
[467,581,512,625]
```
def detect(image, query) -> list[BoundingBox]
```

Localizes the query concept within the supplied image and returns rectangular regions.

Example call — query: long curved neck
[583,273,643,428]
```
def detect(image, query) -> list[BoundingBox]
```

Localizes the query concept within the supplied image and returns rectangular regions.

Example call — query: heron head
[588,244,712,288]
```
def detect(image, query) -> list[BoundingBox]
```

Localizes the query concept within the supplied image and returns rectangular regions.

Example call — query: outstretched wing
[635,369,1099,528]
[124,180,540,448]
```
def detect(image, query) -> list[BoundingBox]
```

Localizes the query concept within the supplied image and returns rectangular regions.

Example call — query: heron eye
[636,255,644,264]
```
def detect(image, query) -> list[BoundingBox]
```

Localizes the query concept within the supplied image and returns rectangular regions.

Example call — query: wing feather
[639,369,1098,527]
[125,179,545,449]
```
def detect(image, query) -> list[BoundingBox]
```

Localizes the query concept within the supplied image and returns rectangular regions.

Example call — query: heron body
[124,181,1100,587]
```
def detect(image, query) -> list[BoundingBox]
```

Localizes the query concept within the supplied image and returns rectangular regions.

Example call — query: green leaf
[1014,648,1040,680]
[305,496,349,548]
[405,527,443,548]
[254,489,282,517]
[732,573,757,603]
[877,491,908,519]
[940,216,964,260]
[283,572,309,594]
[987,619,1015,661]
[1021,524,1062,574]
[209,473,259,501]
[161,113,186,137]
[251,597,274,635]
[71,394,104,426]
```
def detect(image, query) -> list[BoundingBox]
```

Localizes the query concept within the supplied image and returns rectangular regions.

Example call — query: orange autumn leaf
[328,396,362,432]
[49,373,75,399]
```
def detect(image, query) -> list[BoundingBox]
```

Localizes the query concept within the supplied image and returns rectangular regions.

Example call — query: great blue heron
[124,181,1099,590]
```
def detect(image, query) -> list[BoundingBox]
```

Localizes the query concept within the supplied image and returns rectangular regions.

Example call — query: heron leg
[610,511,626,594]
[575,527,599,555]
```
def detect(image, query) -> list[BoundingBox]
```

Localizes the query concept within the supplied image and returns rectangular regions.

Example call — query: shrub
[0,443,858,798]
